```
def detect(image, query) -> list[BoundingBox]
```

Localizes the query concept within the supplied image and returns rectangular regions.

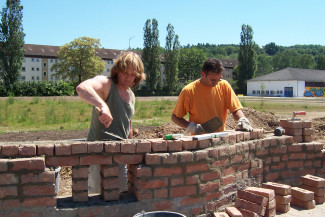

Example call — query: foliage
[256,54,273,76]
[264,42,279,55]
[142,18,161,94]
[51,36,105,84]
[164,23,180,94]
[237,24,257,94]
[178,47,207,82]
[0,81,75,96]
[316,54,325,70]
[0,0,25,91]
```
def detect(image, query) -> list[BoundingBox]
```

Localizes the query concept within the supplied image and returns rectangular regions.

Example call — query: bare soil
[1,107,324,198]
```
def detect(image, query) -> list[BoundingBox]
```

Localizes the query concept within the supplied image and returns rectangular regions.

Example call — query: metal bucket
[133,211,186,217]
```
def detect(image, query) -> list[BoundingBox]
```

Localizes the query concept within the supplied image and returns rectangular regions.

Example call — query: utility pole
[128,36,135,50]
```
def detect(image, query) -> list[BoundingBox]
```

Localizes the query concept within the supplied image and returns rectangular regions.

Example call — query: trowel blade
[101,130,124,141]
[201,116,223,133]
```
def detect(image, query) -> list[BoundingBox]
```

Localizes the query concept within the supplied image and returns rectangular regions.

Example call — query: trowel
[201,116,223,133]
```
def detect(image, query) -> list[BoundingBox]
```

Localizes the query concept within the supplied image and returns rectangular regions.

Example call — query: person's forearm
[232,109,245,121]
[171,113,190,129]
[76,83,106,109]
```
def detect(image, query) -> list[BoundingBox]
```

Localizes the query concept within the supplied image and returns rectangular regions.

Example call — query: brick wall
[0,127,324,217]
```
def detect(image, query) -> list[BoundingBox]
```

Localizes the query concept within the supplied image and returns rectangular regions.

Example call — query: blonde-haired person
[76,51,145,193]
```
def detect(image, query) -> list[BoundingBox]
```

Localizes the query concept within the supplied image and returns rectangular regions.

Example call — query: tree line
[1,0,325,96]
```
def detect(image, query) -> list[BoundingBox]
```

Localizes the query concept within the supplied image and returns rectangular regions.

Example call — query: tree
[264,42,279,55]
[0,0,25,91]
[164,23,180,94]
[142,18,161,94]
[237,24,257,94]
[178,47,207,83]
[256,54,273,76]
[272,50,298,71]
[316,54,325,70]
[51,37,105,84]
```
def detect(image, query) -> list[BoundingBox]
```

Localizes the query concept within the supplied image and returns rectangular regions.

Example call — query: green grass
[0,97,324,133]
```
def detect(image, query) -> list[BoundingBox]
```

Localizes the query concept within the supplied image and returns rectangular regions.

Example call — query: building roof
[220,59,238,68]
[248,67,325,82]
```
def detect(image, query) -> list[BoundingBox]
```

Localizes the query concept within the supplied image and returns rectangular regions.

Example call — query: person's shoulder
[182,79,200,90]
[219,79,231,87]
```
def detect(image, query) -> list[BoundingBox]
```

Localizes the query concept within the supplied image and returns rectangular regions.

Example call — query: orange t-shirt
[173,79,242,132]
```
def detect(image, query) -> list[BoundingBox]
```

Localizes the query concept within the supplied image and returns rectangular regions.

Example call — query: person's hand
[95,106,113,128]
[237,117,253,132]
[185,122,206,135]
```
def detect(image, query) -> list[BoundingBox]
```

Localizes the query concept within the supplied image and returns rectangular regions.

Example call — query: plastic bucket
[54,166,61,193]
[133,211,186,217]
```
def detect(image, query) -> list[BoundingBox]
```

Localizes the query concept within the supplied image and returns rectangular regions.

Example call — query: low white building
[247,67,325,97]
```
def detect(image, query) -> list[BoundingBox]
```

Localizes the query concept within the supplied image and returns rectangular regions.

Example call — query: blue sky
[10,0,325,50]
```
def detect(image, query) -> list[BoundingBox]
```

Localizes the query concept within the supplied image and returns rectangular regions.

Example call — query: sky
[6,0,325,50]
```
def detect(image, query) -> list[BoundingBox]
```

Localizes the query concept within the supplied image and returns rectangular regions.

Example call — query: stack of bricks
[234,188,269,217]
[279,119,313,143]
[262,182,291,213]
[301,174,325,204]
[291,186,315,209]
[245,187,276,217]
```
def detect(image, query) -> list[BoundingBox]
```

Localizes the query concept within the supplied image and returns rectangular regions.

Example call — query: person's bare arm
[232,109,245,121]
[171,113,190,129]
[76,76,113,128]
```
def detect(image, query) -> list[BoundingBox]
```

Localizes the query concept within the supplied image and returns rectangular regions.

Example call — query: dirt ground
[1,107,324,198]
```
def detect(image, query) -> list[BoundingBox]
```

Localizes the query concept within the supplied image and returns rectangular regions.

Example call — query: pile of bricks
[291,187,315,209]
[279,119,313,143]
[246,187,276,217]
[301,174,325,204]
[262,182,291,213]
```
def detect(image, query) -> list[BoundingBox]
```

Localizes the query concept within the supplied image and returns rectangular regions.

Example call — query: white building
[247,67,325,97]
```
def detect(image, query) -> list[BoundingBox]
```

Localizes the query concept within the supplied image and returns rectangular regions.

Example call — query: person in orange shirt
[172,58,253,135]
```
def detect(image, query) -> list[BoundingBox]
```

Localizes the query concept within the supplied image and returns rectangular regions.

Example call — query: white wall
[247,80,306,97]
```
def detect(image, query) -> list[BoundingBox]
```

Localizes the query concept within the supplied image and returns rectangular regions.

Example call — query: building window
[21,76,25,80]
[266,90,269,95]
[32,67,34,71]
[280,90,283,94]
[22,67,25,71]
[43,72,47,76]
[36,58,39,62]
[32,76,34,80]
[32,58,35,62]
[50,76,53,80]
[257,90,260,95]
[253,90,256,94]
[271,90,274,95]
[36,76,39,80]
[43,63,47,67]
[36,67,39,71]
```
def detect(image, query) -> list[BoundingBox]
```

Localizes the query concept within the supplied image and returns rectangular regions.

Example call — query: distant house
[20,44,238,85]
[247,67,325,97]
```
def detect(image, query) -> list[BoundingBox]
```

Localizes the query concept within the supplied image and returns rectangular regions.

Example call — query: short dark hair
[201,58,224,75]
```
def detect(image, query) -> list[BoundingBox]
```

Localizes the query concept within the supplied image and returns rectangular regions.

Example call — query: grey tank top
[87,78,135,141]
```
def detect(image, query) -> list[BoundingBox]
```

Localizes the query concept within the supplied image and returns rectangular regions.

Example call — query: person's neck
[116,84,128,92]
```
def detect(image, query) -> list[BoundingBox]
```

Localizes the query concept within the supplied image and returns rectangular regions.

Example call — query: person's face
[201,71,223,86]
[117,65,136,90]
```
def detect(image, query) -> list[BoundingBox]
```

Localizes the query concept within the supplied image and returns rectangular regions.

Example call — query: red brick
[222,175,235,186]
[302,128,314,136]
[264,207,276,217]
[301,174,325,188]
[199,181,219,193]
[145,153,161,165]
[0,199,20,210]
[237,208,259,217]
[153,200,173,210]
[198,139,211,149]
[72,166,89,178]
[245,187,275,201]
[284,128,302,136]
[136,141,151,153]
[275,194,292,204]
[135,178,168,190]
[87,142,103,153]
[163,153,178,164]
[267,198,276,209]
[80,155,112,165]
[235,198,266,216]
[72,180,88,191]
[291,197,315,209]
[10,157,45,171]
[104,142,120,153]
[201,170,220,181]
[287,160,304,168]
[101,177,119,189]
[55,143,71,155]
[154,188,168,199]
[212,212,230,217]
[0,159,8,172]
[46,156,79,167]
[181,137,197,150]
[113,154,143,164]
[225,206,242,217]
[291,187,314,201]
[195,150,208,161]
[1,144,19,156]
[129,164,151,177]
[134,189,152,200]
[315,195,325,204]
[261,182,291,196]
[22,197,56,207]
[186,163,209,173]
[301,184,325,196]
[71,143,87,154]
[19,144,36,156]
[179,196,201,207]
[186,175,199,185]
[288,144,303,152]
[280,120,303,128]
[100,165,119,177]
[303,135,313,142]
[293,135,303,143]
[39,170,55,182]
[170,186,196,198]
[23,184,55,196]
[149,139,167,152]
[302,121,312,128]
[166,140,182,152]
[0,186,17,198]
[37,144,54,156]
[276,203,290,213]
[121,142,136,153]
[237,189,268,206]
[223,166,236,176]
[154,167,182,177]
[73,191,89,202]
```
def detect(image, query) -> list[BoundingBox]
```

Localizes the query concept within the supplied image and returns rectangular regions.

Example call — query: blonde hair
[110,51,146,88]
